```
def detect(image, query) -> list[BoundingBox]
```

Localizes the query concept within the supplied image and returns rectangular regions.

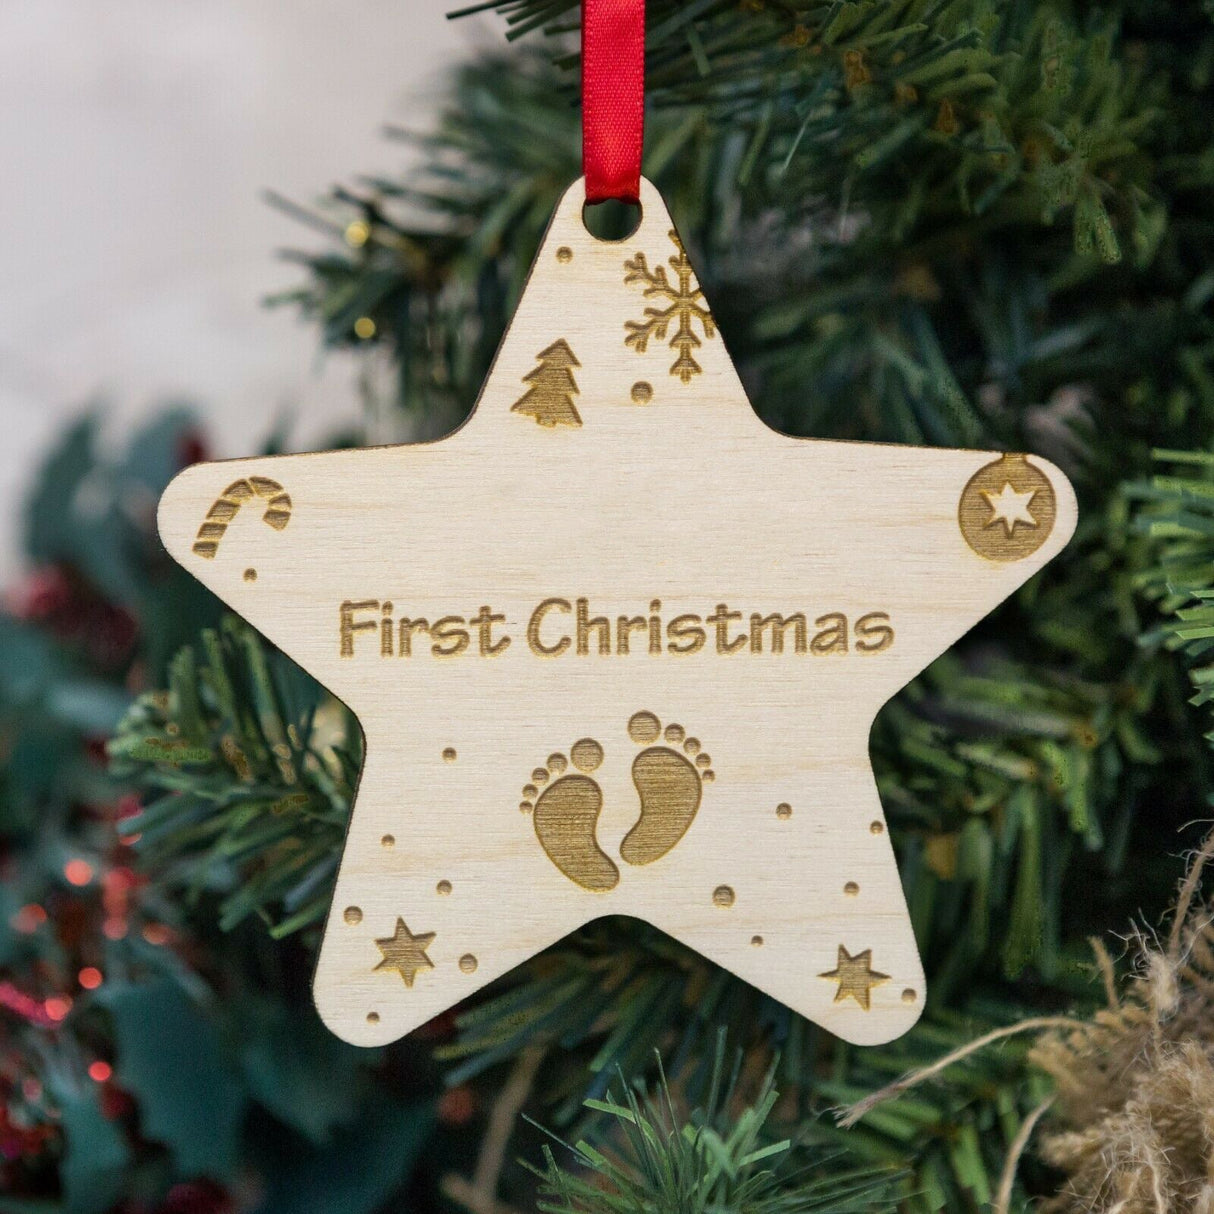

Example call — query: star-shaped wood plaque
[158,178,1076,1047]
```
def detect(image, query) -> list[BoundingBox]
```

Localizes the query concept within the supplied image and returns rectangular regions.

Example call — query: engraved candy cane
[192,477,291,559]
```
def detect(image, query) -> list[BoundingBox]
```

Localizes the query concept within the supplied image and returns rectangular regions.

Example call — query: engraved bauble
[958,453,1056,561]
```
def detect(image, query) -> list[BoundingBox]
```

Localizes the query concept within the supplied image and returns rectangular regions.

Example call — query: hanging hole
[582,198,642,242]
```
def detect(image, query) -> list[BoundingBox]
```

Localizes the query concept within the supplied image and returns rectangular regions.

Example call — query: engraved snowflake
[624,230,716,383]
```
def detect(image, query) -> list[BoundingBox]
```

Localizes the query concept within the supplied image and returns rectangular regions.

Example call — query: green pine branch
[526,1043,906,1213]
[1130,449,1214,754]
[109,618,358,937]
[463,0,1168,259]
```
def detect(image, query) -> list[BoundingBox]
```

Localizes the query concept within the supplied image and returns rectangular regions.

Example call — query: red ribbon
[582,0,646,204]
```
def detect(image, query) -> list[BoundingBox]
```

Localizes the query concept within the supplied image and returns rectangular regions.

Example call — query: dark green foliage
[8,0,1214,1208]
[110,618,357,937]
[527,1045,905,1212]
[20,411,222,676]
[1130,449,1214,746]
[475,0,1163,262]
[0,419,439,1211]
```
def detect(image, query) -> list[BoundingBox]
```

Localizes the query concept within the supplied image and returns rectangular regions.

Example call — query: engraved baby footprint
[522,740,619,892]
[620,711,713,866]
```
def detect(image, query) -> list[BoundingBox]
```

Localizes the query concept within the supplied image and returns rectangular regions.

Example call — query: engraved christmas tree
[511,340,582,427]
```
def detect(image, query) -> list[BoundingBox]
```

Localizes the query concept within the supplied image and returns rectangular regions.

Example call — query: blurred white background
[0,1,491,578]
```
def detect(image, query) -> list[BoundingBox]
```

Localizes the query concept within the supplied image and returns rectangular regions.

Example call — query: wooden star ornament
[157,178,1076,1047]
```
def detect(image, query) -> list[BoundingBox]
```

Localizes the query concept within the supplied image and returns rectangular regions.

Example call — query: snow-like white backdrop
[0,0,490,577]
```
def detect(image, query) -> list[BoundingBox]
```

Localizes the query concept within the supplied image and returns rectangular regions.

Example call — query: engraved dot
[343,906,362,925]
[751,935,764,947]
[366,1011,380,1024]
[520,801,532,814]
[556,246,573,263]
[870,821,885,835]
[776,803,792,819]
[844,881,859,896]
[628,711,661,744]
[459,954,478,974]
[533,767,549,784]
[712,885,735,907]
[243,567,257,582]
[547,754,567,774]
[696,753,711,768]
[381,834,395,848]
[443,748,457,762]
[665,723,685,744]
[437,880,452,895]
[702,771,715,783]
[684,737,701,755]
[902,988,917,1004]
[570,738,603,773]
[631,381,653,404]
[523,784,538,799]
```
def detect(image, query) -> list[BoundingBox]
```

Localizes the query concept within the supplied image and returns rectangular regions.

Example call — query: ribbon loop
[582,0,645,204]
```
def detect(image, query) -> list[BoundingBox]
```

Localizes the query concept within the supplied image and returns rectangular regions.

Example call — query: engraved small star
[157,177,1077,1048]
[819,945,890,1011]
[374,919,436,988]
[983,482,1039,535]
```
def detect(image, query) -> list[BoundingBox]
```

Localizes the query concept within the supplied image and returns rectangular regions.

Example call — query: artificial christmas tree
[5,0,1214,1210]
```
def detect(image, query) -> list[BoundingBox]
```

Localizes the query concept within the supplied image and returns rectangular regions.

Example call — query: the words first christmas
[339,597,895,659]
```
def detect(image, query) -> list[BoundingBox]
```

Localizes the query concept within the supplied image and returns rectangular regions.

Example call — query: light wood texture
[158,178,1077,1047]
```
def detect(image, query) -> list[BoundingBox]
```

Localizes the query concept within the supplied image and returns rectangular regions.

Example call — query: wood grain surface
[158,177,1077,1047]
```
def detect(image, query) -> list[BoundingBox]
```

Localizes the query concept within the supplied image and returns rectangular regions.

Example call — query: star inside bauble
[374,918,436,988]
[982,482,1038,535]
[818,945,890,1011]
